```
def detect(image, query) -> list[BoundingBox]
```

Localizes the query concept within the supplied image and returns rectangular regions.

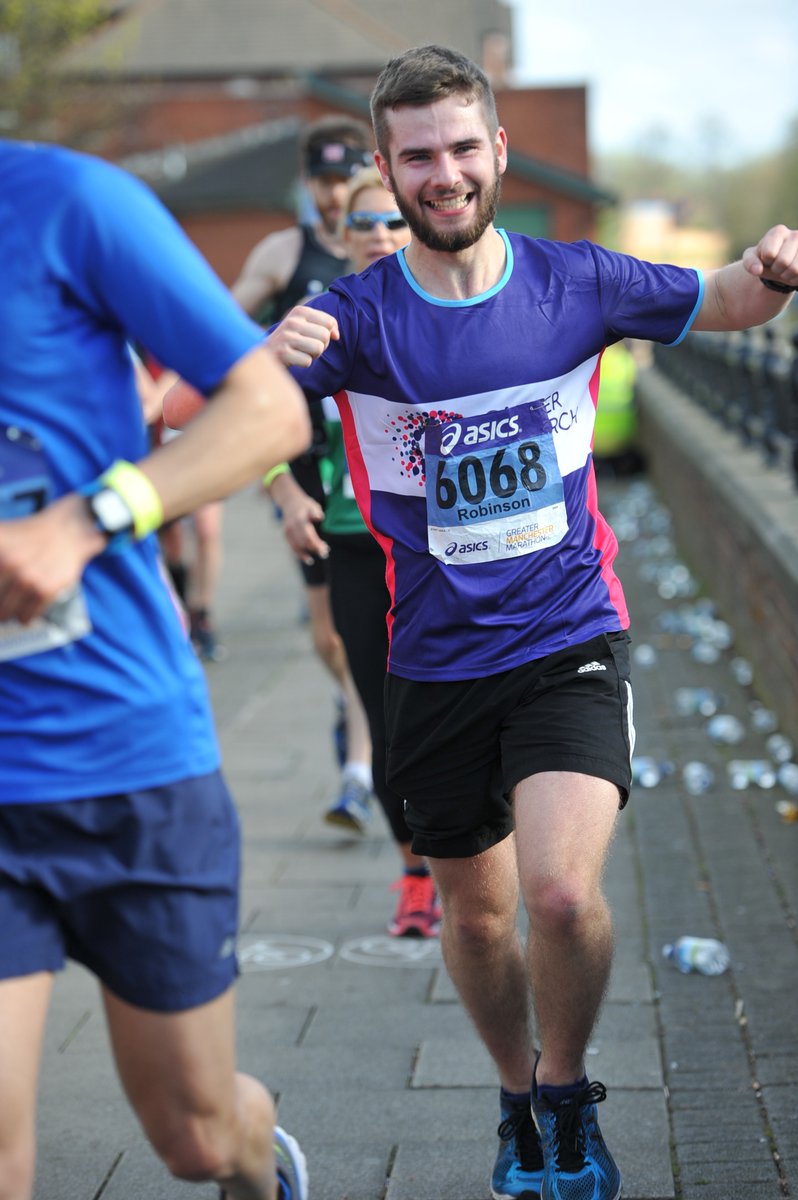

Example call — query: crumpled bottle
[682,761,715,794]
[632,756,674,788]
[673,687,721,717]
[662,936,730,976]
[705,714,746,745]
[777,762,798,796]
[727,760,777,790]
[632,643,658,668]
[730,656,754,686]
[748,702,779,733]
[766,734,794,764]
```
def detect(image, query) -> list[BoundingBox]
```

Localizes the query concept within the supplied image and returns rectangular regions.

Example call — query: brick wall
[179,211,291,285]
[636,367,798,735]
[497,86,588,174]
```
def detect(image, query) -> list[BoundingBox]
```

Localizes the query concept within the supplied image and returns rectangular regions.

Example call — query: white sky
[509,0,798,164]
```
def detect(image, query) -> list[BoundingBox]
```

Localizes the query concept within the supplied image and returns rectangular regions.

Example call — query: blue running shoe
[324,775,371,834]
[189,609,226,663]
[221,1127,308,1200]
[491,1091,544,1199]
[274,1125,309,1200]
[531,1080,621,1200]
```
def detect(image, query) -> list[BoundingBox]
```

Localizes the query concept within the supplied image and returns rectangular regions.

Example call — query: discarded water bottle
[673,687,721,717]
[705,714,745,745]
[631,756,673,788]
[777,762,798,796]
[705,619,733,649]
[657,563,696,600]
[727,760,777,790]
[748,702,778,733]
[632,643,658,668]
[662,936,730,976]
[766,733,794,764]
[690,640,720,664]
[730,656,754,686]
[682,761,715,794]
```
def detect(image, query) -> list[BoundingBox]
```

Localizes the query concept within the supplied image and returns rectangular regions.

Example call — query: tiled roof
[120,116,302,210]
[59,0,513,77]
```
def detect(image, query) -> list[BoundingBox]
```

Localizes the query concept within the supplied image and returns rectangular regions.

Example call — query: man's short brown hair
[370,44,499,158]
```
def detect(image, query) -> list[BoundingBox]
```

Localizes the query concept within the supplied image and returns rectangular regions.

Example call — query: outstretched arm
[695,224,797,331]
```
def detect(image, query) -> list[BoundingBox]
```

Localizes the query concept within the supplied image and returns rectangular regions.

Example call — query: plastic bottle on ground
[766,734,794,764]
[662,936,730,976]
[749,702,779,733]
[727,760,777,790]
[632,643,658,668]
[682,761,715,795]
[730,657,754,686]
[777,762,798,796]
[673,687,721,717]
[705,714,745,745]
[631,756,674,788]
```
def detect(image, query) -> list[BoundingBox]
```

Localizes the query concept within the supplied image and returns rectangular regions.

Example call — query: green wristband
[99,460,164,539]
[263,462,290,488]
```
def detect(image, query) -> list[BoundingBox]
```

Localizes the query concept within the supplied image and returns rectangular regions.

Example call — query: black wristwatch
[83,485,135,549]
[761,277,798,294]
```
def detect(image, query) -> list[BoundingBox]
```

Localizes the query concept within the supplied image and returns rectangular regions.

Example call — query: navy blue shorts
[385,632,635,859]
[0,771,240,1011]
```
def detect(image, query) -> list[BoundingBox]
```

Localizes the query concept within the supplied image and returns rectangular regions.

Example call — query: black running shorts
[385,632,634,859]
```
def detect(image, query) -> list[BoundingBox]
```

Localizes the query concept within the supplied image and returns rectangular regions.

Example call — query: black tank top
[259,224,349,325]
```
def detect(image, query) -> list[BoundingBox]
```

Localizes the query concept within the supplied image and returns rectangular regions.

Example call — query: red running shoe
[388,872,441,938]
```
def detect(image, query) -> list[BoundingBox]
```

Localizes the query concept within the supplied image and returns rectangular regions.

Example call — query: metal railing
[652,324,798,488]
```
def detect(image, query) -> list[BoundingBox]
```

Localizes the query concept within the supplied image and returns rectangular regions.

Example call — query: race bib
[0,423,92,661]
[424,401,567,565]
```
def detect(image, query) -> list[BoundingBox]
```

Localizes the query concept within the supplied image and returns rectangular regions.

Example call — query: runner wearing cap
[232,115,376,831]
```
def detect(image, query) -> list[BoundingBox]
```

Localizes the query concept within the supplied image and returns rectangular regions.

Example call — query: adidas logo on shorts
[577,660,607,674]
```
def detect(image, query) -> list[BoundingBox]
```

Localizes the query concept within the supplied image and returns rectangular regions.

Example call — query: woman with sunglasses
[266,167,441,938]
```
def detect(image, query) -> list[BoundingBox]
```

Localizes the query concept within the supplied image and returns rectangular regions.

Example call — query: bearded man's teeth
[428,196,469,211]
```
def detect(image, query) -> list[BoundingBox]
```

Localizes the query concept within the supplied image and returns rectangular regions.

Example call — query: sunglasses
[345,210,408,233]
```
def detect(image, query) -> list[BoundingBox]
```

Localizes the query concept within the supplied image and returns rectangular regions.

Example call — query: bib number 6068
[434,441,547,509]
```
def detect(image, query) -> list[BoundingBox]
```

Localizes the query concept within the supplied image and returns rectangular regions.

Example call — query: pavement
[34,474,798,1200]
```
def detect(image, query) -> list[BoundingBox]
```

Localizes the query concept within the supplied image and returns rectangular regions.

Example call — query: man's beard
[389,162,502,253]
[319,206,342,236]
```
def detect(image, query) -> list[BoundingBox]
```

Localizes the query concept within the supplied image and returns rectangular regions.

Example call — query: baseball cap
[305,142,372,178]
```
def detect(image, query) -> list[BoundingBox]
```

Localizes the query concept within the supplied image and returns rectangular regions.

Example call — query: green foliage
[596,125,798,256]
[0,0,105,134]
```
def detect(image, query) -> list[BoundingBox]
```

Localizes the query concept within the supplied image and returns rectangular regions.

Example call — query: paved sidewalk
[34,478,797,1200]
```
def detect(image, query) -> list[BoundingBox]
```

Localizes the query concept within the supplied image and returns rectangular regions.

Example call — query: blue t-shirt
[0,141,264,802]
[290,230,703,681]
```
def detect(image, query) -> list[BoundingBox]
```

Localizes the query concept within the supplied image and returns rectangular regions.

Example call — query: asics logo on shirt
[439,414,521,455]
[445,539,489,556]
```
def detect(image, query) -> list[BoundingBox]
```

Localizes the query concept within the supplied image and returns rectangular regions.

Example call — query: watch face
[92,488,134,536]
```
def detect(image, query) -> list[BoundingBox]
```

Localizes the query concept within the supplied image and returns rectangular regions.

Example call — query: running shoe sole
[324,807,368,834]
[388,919,440,938]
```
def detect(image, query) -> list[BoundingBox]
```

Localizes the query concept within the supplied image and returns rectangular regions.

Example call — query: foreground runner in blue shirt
[0,140,310,1200]
[257,45,798,1200]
